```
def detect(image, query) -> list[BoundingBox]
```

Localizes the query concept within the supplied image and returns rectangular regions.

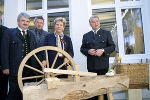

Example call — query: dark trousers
[0,69,8,100]
[7,76,23,100]
[87,69,108,100]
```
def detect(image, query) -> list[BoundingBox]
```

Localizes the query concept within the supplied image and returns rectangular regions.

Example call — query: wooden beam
[43,68,97,77]
[23,75,129,100]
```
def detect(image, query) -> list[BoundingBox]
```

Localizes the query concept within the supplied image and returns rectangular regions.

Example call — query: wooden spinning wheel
[18,46,78,92]
[18,46,130,100]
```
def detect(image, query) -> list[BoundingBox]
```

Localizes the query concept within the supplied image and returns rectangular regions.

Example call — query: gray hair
[17,12,30,21]
[54,17,66,27]
[34,16,44,22]
[89,16,100,23]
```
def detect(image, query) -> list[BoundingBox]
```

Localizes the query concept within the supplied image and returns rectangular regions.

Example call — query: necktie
[56,35,63,57]
[55,33,64,50]
[22,31,26,39]
[57,35,62,49]
[94,31,96,39]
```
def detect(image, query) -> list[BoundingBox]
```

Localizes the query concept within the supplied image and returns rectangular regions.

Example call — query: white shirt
[92,28,100,34]
[18,27,27,36]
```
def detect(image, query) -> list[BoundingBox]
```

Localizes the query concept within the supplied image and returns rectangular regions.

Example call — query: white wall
[69,0,92,72]
[4,0,25,28]
[141,0,150,99]
[3,0,150,99]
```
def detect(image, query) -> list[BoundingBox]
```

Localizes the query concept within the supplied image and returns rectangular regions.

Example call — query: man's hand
[3,69,9,75]
[64,58,69,65]
[88,49,96,56]
[95,49,104,56]
[42,60,47,68]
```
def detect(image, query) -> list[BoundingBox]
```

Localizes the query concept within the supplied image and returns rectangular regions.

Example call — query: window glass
[91,0,114,5]
[0,0,4,13]
[122,8,144,54]
[47,0,68,9]
[121,0,140,1]
[26,0,42,11]
[28,17,36,30]
[0,0,4,25]
[92,8,118,57]
[48,12,69,36]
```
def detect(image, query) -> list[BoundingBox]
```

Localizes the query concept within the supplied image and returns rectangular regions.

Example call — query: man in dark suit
[31,16,49,48]
[30,16,49,78]
[1,12,37,100]
[0,10,8,100]
[80,16,115,100]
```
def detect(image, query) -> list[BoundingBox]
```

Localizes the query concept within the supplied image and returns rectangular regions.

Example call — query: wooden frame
[18,46,76,92]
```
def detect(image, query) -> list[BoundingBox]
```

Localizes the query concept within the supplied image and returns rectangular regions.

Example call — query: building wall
[3,0,150,99]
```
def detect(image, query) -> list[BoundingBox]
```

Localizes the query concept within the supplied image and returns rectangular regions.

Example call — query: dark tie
[22,31,26,39]
[94,31,96,39]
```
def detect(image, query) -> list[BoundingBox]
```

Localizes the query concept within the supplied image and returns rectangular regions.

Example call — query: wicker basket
[116,64,149,89]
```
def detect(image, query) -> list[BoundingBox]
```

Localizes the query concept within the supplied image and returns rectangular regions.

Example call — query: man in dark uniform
[1,12,37,100]
[80,16,115,100]
[30,16,49,78]
[0,10,8,100]
[31,16,49,48]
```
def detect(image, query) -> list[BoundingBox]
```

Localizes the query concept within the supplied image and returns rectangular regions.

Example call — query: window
[122,8,144,54]
[48,12,69,35]
[0,0,4,13]
[0,0,4,25]
[47,0,68,9]
[26,0,42,11]
[91,0,115,5]
[26,0,70,35]
[120,0,140,1]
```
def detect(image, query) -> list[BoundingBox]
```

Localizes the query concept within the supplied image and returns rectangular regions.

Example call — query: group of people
[0,11,115,100]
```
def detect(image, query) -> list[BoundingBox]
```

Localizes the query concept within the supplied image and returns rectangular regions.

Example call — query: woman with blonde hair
[42,17,74,74]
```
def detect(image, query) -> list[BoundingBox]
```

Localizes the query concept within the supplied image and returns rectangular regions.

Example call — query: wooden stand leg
[98,93,114,100]
[98,95,104,100]
[74,65,80,82]
[67,65,72,79]
[107,93,114,100]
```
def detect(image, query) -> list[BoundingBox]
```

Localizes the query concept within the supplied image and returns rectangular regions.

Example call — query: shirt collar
[92,28,100,34]
[18,27,27,35]
[18,26,27,32]
[36,29,43,32]
[36,29,43,35]
[54,31,64,37]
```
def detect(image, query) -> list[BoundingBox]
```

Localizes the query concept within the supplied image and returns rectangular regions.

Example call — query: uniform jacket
[80,29,115,70]
[30,29,49,47]
[1,28,37,76]
[0,25,8,67]
[43,33,74,68]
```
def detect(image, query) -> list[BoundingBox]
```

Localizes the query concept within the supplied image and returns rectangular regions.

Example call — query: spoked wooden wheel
[18,46,76,92]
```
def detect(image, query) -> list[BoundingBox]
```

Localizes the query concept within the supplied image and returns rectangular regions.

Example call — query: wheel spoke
[51,52,59,69]
[24,64,44,74]
[36,78,45,86]
[45,50,49,68]
[18,46,76,92]
[33,53,44,68]
[22,75,44,80]
[57,60,70,69]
